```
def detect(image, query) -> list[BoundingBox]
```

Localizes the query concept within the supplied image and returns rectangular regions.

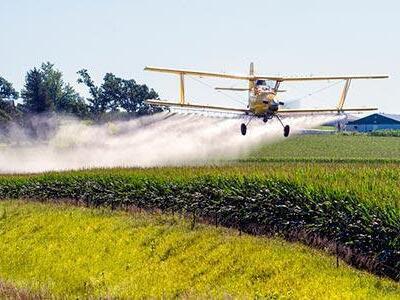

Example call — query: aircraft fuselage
[248,84,280,117]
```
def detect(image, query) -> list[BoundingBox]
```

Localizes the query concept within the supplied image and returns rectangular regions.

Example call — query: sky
[1,0,399,113]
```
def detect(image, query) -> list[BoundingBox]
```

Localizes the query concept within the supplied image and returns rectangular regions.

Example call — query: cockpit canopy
[255,79,275,89]
[255,79,266,86]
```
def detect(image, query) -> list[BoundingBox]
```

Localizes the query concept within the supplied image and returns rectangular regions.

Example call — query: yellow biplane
[144,63,388,137]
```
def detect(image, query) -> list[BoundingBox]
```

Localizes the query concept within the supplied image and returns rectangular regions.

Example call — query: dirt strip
[0,280,43,299]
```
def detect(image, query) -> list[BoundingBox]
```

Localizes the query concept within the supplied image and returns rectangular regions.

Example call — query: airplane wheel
[284,125,290,137]
[241,123,247,136]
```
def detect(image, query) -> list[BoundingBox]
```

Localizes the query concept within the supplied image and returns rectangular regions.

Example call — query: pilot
[255,80,266,95]
[255,79,266,86]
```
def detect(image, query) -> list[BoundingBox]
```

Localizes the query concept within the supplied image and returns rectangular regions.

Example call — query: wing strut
[337,79,351,110]
[179,74,185,104]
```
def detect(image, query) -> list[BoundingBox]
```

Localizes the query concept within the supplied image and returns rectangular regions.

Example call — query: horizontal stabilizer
[215,87,249,91]
[214,87,287,93]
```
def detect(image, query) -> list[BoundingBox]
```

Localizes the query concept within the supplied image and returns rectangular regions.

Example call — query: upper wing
[279,107,378,114]
[144,66,250,80]
[256,75,389,82]
[145,99,249,113]
[145,66,388,82]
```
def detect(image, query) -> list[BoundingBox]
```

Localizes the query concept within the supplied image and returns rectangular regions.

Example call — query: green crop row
[23,163,396,210]
[249,134,400,161]
[346,130,400,137]
[0,168,399,281]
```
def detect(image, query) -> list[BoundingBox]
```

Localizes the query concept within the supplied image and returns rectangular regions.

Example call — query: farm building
[345,113,400,132]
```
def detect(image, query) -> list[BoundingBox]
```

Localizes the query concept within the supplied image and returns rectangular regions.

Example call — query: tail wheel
[284,125,290,137]
[241,123,247,136]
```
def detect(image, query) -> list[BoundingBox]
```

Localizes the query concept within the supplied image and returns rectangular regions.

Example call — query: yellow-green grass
[248,134,400,161]
[0,200,399,299]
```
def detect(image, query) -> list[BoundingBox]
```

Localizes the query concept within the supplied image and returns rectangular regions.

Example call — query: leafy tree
[21,67,52,113]
[0,100,18,125]
[76,69,104,115]
[77,69,161,118]
[0,76,18,100]
[97,73,122,112]
[118,79,160,115]
[56,84,89,118]
[21,62,88,118]
[0,76,21,126]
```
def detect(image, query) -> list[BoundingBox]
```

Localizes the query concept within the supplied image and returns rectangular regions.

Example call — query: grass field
[0,200,399,299]
[248,134,400,161]
[1,134,399,297]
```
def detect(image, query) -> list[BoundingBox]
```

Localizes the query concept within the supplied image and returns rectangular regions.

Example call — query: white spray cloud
[0,112,341,173]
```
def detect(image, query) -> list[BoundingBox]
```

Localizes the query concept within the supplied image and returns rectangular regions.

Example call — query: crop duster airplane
[144,63,388,137]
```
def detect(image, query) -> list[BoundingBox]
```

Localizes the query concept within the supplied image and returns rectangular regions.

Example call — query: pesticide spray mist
[0,112,341,173]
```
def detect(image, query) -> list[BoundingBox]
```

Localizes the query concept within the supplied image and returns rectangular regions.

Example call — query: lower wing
[278,107,378,114]
[145,99,249,114]
[146,99,377,115]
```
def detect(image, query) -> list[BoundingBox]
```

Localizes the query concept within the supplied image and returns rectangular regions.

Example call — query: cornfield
[0,164,399,280]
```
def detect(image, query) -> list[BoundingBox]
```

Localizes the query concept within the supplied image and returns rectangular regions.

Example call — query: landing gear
[241,123,247,136]
[284,125,290,137]
[276,114,290,138]
[241,116,254,136]
[241,114,289,137]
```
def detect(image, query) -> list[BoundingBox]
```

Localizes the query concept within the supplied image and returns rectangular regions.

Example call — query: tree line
[0,62,161,131]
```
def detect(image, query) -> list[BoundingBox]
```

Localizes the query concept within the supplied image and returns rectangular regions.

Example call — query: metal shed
[345,113,400,132]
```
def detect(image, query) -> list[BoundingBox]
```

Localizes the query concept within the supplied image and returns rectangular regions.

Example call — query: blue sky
[1,0,399,113]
